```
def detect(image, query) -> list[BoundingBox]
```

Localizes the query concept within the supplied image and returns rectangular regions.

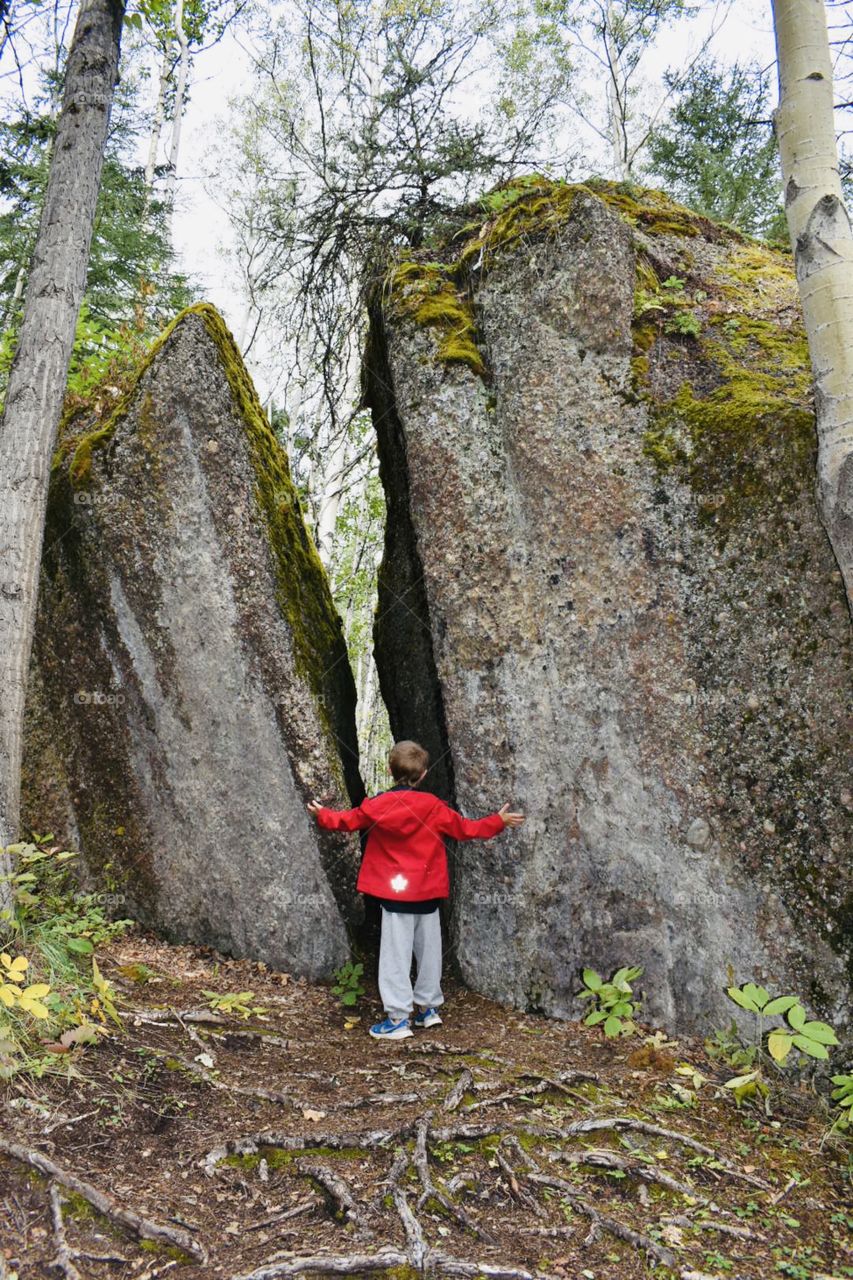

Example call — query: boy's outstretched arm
[307,799,373,831]
[437,801,525,840]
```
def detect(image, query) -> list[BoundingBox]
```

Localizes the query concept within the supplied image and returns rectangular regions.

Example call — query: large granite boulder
[366,179,852,1030]
[23,304,363,978]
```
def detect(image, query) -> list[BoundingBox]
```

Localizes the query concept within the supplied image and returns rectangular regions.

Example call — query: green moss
[191,306,347,714]
[222,1144,369,1172]
[629,224,815,536]
[55,304,205,485]
[388,265,486,378]
[139,1240,193,1261]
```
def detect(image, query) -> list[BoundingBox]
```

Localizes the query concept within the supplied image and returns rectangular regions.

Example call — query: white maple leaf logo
[390,874,409,893]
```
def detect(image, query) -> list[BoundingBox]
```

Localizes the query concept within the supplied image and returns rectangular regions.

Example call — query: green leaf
[603,1015,622,1038]
[791,1035,828,1060]
[767,1031,793,1064]
[582,968,602,990]
[585,1009,607,1026]
[786,1004,806,1031]
[66,937,94,954]
[742,983,769,1009]
[798,1021,838,1046]
[727,986,760,1013]
[612,1002,632,1017]
[762,996,798,1017]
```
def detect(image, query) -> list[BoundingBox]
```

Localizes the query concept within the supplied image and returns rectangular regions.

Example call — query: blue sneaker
[413,1007,443,1029]
[369,1016,413,1040]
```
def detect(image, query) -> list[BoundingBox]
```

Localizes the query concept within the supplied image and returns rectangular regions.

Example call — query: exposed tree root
[231,1247,411,1278]
[413,1112,497,1243]
[497,1135,677,1269]
[293,1159,365,1230]
[204,1126,412,1176]
[0,1136,206,1262]
[559,1117,770,1187]
[549,1146,706,1201]
[443,1068,474,1112]
[49,1184,83,1280]
[526,1170,677,1268]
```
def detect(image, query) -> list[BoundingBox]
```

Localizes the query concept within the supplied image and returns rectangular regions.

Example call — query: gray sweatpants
[379,906,444,1023]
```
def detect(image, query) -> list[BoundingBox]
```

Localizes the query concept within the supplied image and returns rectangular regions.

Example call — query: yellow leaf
[19,997,50,1019]
[22,983,50,999]
[301,1108,326,1122]
[768,1030,792,1064]
[0,984,18,1007]
[9,956,28,973]
[0,952,11,967]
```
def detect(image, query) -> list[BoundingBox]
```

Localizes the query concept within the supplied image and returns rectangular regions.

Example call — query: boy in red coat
[308,740,525,1039]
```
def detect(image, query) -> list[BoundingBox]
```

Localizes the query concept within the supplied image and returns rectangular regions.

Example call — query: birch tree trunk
[164,0,189,212]
[144,48,170,192]
[772,0,853,614]
[603,0,629,181]
[0,0,125,895]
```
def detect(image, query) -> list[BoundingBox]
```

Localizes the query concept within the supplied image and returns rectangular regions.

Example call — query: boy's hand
[498,804,525,828]
[307,800,324,819]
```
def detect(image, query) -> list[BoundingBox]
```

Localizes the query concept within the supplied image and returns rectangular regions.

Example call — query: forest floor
[0,929,850,1280]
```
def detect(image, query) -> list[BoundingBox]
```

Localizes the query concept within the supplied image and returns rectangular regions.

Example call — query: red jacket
[315,786,505,901]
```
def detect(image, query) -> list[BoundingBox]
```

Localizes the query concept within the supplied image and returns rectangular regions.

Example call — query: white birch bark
[772,0,853,613]
[0,0,125,896]
[164,0,189,211]
[144,48,170,192]
[603,0,628,181]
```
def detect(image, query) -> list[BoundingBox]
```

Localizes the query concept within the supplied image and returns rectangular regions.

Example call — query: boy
[308,740,524,1039]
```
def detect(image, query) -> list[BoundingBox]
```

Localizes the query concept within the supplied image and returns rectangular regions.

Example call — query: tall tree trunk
[603,0,628,181]
[772,0,853,614]
[144,47,170,192]
[0,0,125,897]
[164,0,189,214]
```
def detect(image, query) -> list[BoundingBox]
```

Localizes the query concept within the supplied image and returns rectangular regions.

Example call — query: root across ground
[0,931,850,1280]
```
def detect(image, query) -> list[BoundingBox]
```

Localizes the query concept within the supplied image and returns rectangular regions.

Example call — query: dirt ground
[1,929,850,1280]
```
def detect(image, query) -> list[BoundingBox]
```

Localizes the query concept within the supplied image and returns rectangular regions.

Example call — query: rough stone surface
[23,305,363,978]
[367,185,852,1031]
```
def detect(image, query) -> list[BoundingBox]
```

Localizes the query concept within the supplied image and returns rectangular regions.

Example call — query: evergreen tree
[0,71,192,400]
[646,58,786,240]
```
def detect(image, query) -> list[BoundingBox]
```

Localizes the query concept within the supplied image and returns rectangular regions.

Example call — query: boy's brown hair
[389,740,429,785]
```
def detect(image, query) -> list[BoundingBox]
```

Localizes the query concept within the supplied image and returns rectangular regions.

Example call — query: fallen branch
[0,1136,206,1262]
